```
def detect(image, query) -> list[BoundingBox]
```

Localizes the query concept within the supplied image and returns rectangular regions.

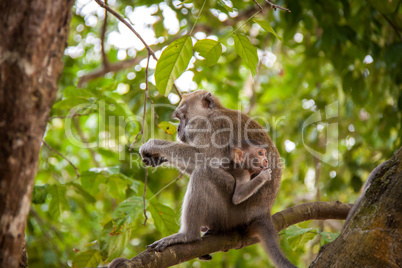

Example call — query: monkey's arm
[140,139,199,174]
[232,169,271,205]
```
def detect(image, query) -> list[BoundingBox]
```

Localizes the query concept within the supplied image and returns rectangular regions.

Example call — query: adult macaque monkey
[139,91,296,268]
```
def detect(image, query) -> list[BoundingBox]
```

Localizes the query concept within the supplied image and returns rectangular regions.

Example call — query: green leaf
[149,201,179,236]
[254,19,283,41]
[155,36,193,96]
[283,226,317,250]
[68,182,96,203]
[233,33,259,76]
[52,98,92,110]
[63,86,95,98]
[112,197,145,225]
[107,230,131,261]
[32,184,49,204]
[320,231,339,244]
[194,39,222,67]
[48,184,70,219]
[72,249,101,268]
[157,121,177,135]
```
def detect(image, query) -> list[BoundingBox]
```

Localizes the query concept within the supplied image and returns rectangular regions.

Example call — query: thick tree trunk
[0,1,74,267]
[310,147,402,267]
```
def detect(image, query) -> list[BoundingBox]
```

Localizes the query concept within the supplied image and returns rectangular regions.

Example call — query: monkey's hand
[258,168,272,182]
[147,233,200,252]
[139,140,168,167]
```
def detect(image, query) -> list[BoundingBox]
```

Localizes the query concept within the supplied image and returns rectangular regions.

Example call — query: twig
[142,54,151,226]
[42,141,80,178]
[264,0,291,12]
[149,173,184,200]
[48,112,92,120]
[173,84,182,99]
[94,0,157,60]
[233,11,261,33]
[100,0,109,68]
[381,13,402,41]
[77,56,142,87]
[189,0,207,35]
[252,0,264,13]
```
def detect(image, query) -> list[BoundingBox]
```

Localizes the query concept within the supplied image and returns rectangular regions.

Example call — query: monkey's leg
[147,178,204,252]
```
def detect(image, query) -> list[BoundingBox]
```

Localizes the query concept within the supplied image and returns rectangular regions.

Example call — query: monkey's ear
[202,92,216,109]
[233,148,244,163]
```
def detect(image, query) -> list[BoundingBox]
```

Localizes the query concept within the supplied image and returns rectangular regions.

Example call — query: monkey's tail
[252,218,297,268]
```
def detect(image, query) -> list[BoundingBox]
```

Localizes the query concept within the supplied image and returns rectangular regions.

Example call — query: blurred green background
[29,0,401,267]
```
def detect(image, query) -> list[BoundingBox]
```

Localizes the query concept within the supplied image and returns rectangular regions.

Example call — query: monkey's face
[246,148,269,174]
[172,91,219,143]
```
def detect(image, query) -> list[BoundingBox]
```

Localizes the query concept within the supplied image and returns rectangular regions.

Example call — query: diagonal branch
[42,141,80,178]
[110,201,351,268]
[100,0,109,68]
[77,57,141,87]
[94,0,157,61]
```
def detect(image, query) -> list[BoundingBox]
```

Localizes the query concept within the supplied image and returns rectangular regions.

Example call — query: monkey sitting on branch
[137,91,296,268]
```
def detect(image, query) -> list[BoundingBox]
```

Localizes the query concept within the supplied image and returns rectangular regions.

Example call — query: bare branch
[94,0,157,60]
[252,0,264,13]
[42,141,80,178]
[264,0,291,12]
[112,201,351,267]
[100,0,109,68]
[48,112,92,120]
[77,57,142,87]
[142,54,151,226]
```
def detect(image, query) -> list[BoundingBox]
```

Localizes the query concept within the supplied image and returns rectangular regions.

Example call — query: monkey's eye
[258,151,263,156]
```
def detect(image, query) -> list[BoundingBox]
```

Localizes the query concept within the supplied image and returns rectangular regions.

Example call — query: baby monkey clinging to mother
[228,140,272,205]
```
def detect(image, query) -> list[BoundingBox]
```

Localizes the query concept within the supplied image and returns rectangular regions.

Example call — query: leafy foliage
[28,0,401,267]
[155,35,193,96]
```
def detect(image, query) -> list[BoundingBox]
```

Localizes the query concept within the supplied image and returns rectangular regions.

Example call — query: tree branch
[77,56,142,87]
[111,201,351,268]
[94,0,157,61]
[100,0,109,68]
[42,141,80,178]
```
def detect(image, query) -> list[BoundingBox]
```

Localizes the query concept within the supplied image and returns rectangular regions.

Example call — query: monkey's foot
[147,233,200,252]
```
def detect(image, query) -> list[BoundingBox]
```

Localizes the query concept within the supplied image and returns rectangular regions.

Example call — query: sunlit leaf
[158,121,177,135]
[149,201,179,236]
[72,249,101,268]
[155,36,193,96]
[253,19,283,41]
[233,33,258,76]
[194,39,222,67]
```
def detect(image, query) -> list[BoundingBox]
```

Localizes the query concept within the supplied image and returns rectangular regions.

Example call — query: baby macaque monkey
[229,141,272,205]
